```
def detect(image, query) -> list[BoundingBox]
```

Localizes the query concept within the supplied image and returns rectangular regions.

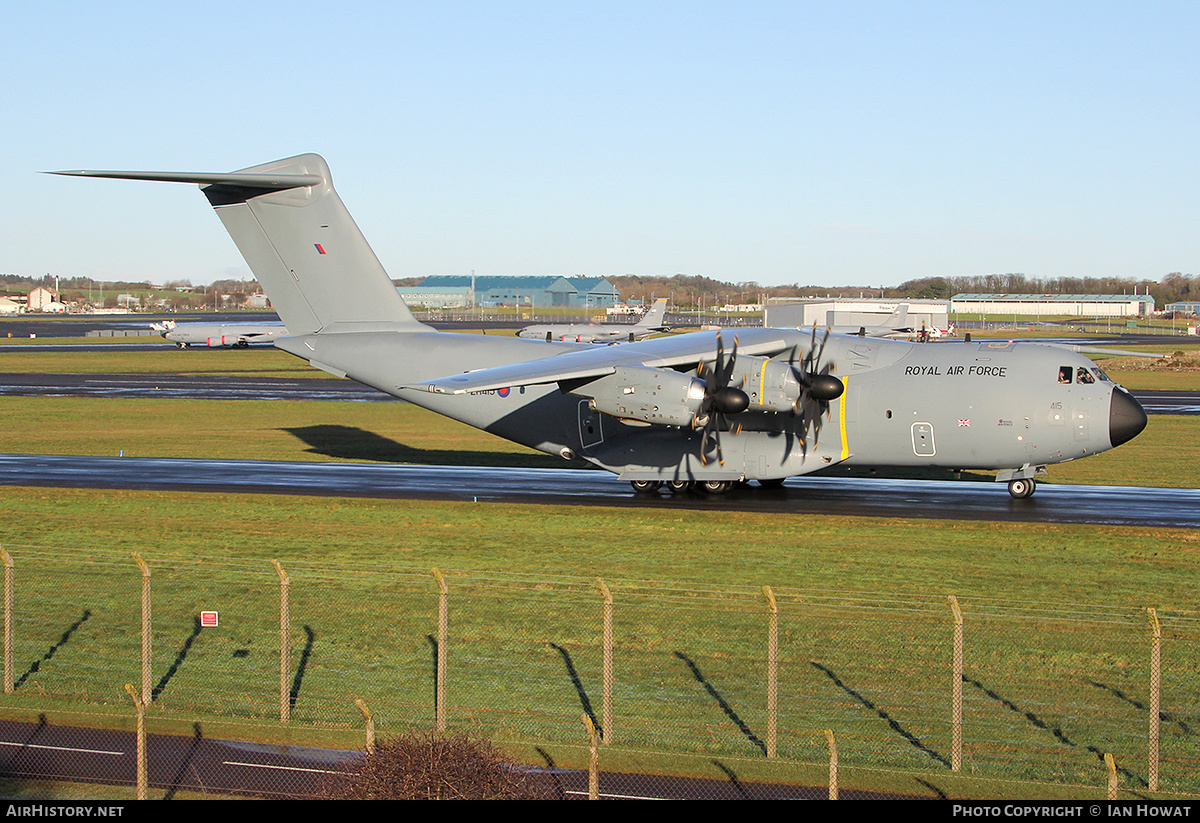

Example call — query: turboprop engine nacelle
[571,366,707,427]
[728,356,804,412]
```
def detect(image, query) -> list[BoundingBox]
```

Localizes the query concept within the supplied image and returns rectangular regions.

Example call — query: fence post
[1147,607,1161,792]
[271,560,290,722]
[124,684,147,800]
[584,713,600,800]
[763,585,778,759]
[1,547,11,694]
[355,698,375,755]
[824,729,838,800]
[595,578,613,744]
[949,595,963,772]
[433,568,448,733]
[132,553,151,705]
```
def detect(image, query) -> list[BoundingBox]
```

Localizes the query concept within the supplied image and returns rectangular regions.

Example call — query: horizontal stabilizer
[49,169,323,192]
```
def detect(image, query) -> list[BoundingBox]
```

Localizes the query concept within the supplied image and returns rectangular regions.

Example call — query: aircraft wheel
[630,480,662,494]
[701,480,734,494]
[666,480,693,494]
[1007,478,1036,499]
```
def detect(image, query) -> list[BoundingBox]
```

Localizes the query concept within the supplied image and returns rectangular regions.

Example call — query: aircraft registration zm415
[54,154,1148,499]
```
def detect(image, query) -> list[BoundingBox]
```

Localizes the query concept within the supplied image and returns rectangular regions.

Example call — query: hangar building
[764,298,950,330]
[949,294,1154,317]
[398,276,619,309]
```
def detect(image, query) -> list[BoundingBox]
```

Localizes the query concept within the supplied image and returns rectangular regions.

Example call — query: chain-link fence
[0,545,1195,800]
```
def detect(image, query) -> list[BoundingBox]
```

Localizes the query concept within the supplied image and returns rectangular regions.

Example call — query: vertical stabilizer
[632,298,669,332]
[52,154,429,335]
[204,154,425,334]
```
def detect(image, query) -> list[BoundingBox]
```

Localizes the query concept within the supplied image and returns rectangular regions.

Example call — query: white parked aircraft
[150,319,287,348]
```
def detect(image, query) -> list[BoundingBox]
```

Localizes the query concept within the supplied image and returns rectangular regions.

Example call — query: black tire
[1008,478,1036,499]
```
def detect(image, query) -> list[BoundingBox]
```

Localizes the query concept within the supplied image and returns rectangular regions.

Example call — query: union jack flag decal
[958,419,971,427]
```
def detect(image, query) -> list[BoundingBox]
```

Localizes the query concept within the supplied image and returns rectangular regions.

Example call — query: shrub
[320,730,555,800]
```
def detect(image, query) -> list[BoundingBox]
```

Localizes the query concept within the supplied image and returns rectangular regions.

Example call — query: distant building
[765,298,949,330]
[950,294,1154,317]
[27,286,65,313]
[1165,301,1200,316]
[399,275,619,309]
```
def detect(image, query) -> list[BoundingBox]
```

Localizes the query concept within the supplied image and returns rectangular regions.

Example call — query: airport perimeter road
[0,718,357,798]
[0,717,900,800]
[1,454,1198,527]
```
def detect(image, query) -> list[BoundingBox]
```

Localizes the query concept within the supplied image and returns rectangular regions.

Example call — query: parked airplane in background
[818,305,952,341]
[823,304,919,339]
[151,319,287,348]
[517,297,670,343]
[56,154,1147,499]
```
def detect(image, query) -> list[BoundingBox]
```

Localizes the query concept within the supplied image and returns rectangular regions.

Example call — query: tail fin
[881,304,909,330]
[633,298,669,332]
[51,154,428,335]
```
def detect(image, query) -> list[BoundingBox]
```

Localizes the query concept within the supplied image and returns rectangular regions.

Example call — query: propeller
[694,333,750,466]
[788,326,844,446]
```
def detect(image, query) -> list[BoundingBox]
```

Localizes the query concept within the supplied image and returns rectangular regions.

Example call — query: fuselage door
[911,421,936,457]
[578,401,605,453]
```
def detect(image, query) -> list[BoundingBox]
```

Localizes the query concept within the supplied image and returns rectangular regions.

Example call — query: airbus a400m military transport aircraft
[54,154,1147,499]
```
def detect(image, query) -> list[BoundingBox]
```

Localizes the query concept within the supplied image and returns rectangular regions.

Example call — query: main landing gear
[630,479,784,495]
[1007,478,1037,499]
[631,479,735,494]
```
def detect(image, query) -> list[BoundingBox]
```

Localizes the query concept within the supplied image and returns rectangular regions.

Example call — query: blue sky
[5,1,1197,287]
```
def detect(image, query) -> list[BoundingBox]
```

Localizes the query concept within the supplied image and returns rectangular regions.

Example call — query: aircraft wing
[405,328,795,395]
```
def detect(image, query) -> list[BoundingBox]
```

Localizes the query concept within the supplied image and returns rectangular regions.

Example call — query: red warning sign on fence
[200,611,219,627]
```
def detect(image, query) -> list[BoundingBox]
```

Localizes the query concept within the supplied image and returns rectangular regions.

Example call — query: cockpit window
[1077,368,1095,384]
[1058,366,1073,384]
[1091,367,1111,382]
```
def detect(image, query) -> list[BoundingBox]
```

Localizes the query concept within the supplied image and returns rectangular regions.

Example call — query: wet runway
[0,372,392,402]
[2,454,1197,527]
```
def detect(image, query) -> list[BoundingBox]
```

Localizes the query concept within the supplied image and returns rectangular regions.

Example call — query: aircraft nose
[1109,387,1147,448]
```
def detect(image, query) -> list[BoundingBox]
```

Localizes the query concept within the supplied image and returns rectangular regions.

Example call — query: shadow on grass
[810,661,949,768]
[15,611,91,690]
[550,644,598,735]
[1087,679,1193,735]
[153,616,202,701]
[282,424,571,468]
[674,651,766,755]
[963,673,1146,788]
[289,626,316,710]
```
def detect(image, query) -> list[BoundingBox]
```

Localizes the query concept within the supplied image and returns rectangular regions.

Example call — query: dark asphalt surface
[1,454,1198,527]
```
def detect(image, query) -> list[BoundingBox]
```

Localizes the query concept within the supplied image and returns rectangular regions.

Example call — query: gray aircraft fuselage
[279,325,1140,483]
[162,323,287,348]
